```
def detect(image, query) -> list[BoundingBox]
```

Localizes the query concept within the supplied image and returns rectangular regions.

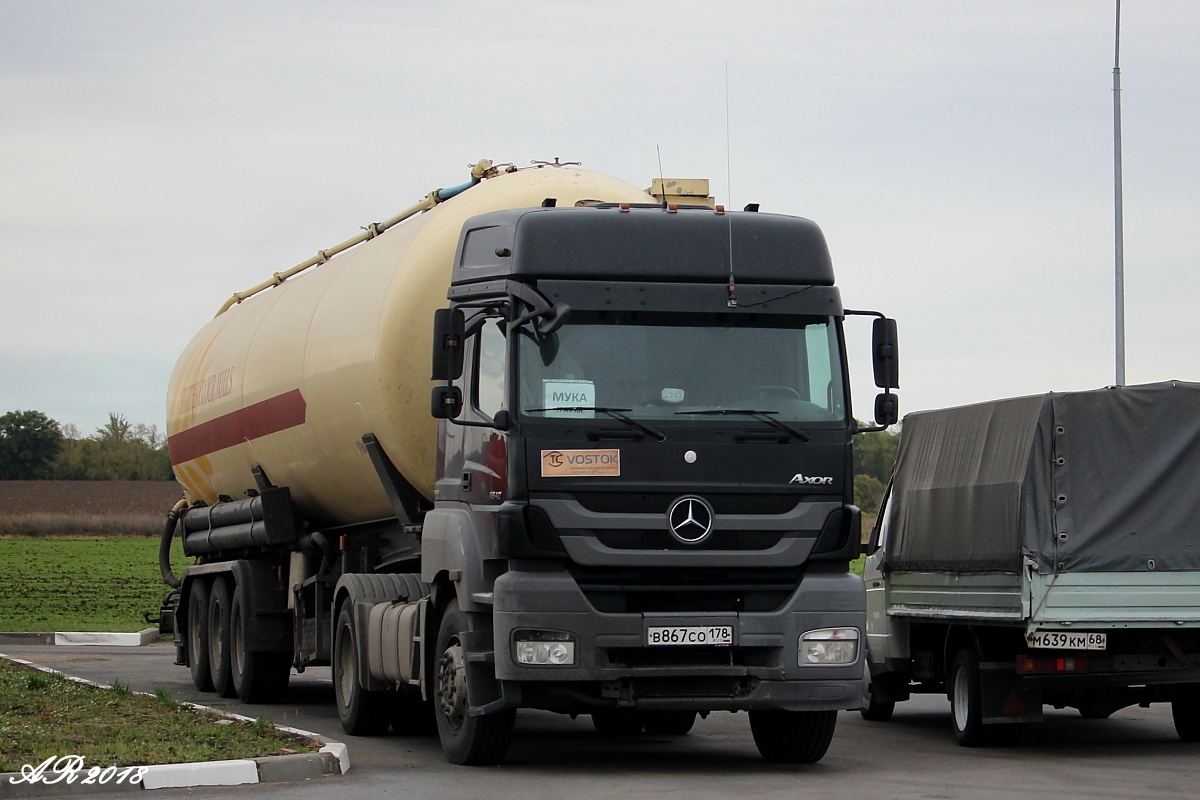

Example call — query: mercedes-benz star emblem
[666,495,715,545]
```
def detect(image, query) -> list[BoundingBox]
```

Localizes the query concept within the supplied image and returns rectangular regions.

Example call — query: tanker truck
[157,159,901,765]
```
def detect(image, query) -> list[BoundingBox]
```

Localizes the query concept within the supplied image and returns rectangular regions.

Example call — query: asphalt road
[3,642,1196,800]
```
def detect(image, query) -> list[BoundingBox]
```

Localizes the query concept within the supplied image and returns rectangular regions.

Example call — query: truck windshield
[517,311,845,423]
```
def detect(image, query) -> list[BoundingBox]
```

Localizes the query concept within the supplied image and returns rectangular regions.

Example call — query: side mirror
[431,308,466,381]
[535,303,571,336]
[874,392,899,426]
[431,386,463,419]
[872,317,899,389]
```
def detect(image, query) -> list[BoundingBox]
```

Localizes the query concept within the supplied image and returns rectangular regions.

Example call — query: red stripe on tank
[168,389,307,465]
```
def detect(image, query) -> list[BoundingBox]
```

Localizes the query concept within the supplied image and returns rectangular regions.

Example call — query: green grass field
[0,659,317,771]
[0,537,190,633]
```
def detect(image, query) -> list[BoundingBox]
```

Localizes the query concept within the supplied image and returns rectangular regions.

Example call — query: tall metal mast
[1113,0,1126,386]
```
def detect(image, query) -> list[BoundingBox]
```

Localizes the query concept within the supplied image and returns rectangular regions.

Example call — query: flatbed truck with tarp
[862,381,1200,744]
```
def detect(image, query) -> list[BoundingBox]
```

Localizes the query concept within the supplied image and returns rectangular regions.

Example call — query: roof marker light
[667,204,678,213]
[619,203,630,212]
[715,205,725,214]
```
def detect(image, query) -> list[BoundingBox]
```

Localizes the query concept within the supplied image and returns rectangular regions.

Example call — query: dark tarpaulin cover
[884,381,1200,575]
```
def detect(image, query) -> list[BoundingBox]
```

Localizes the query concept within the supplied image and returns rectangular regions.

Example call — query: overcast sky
[2,1,1198,435]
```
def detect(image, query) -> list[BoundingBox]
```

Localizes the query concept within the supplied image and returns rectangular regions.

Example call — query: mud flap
[981,661,1043,724]
[460,628,521,715]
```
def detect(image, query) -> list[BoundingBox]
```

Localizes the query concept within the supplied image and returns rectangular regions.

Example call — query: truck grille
[570,566,802,613]
[573,492,801,515]
[593,529,785,551]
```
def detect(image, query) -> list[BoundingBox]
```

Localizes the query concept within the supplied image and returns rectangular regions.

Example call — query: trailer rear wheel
[186,579,213,692]
[230,582,290,704]
[642,711,697,735]
[208,577,235,698]
[332,603,389,734]
[1172,694,1200,742]
[748,710,837,763]
[950,650,987,746]
[434,599,515,765]
[591,713,644,736]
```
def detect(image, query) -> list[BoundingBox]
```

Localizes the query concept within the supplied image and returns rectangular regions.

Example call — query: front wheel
[748,710,837,763]
[1173,694,1200,742]
[860,680,895,722]
[434,600,515,765]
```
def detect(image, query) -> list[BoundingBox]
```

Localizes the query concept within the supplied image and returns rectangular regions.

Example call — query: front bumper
[490,567,866,712]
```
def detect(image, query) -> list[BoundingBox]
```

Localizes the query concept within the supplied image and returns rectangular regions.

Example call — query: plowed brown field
[0,481,182,515]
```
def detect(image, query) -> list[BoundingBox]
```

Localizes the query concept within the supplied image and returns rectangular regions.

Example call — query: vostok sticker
[541,449,620,477]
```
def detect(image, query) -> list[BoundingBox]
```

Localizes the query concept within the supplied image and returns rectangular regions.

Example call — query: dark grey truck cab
[425,202,899,763]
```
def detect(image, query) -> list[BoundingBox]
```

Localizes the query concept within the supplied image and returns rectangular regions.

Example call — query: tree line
[853,424,900,516]
[0,410,172,481]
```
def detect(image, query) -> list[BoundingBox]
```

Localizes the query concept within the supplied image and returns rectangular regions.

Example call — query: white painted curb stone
[141,760,260,790]
[53,629,159,647]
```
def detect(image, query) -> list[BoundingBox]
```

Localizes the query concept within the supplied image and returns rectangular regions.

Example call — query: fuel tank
[167,166,654,525]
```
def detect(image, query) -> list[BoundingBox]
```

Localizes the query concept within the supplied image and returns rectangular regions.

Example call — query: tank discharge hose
[159,498,188,589]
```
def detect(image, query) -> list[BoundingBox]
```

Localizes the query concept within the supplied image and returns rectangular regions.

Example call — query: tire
[860,682,896,722]
[208,577,235,698]
[1172,694,1200,742]
[332,602,389,735]
[749,710,838,764]
[591,712,644,736]
[641,711,696,735]
[949,650,987,746]
[230,581,290,704]
[186,579,213,692]
[433,599,515,765]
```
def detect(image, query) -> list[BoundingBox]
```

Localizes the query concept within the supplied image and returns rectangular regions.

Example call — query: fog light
[513,629,577,666]
[799,627,859,666]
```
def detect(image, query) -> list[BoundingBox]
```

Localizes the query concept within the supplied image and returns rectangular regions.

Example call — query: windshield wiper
[675,409,810,443]
[525,406,667,442]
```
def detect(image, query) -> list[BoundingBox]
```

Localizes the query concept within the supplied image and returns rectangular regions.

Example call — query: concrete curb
[0,654,349,797]
[0,631,159,648]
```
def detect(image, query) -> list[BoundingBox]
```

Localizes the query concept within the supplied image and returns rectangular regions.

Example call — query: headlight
[513,629,577,666]
[799,627,859,666]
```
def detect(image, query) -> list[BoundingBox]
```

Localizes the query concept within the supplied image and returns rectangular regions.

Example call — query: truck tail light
[1016,655,1089,674]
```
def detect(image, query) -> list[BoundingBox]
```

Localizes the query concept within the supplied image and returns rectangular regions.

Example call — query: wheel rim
[336,624,354,710]
[952,665,970,731]
[437,636,467,731]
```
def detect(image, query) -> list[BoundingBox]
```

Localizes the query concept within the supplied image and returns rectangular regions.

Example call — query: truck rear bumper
[489,567,866,712]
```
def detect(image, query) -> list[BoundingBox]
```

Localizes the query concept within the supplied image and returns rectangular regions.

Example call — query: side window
[475,318,506,419]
